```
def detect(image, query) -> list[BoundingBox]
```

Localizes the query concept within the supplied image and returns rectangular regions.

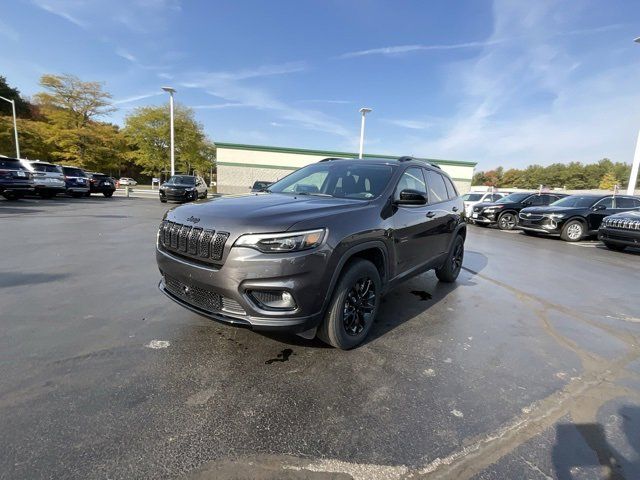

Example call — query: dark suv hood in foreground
[165,193,371,234]
[606,210,640,220]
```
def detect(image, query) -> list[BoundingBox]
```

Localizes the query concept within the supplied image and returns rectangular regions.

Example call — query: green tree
[0,76,34,118]
[598,170,619,190]
[34,74,116,167]
[124,104,214,180]
[501,168,524,187]
[0,116,54,159]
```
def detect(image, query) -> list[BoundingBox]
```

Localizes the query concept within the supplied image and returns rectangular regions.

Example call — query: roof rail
[397,155,442,169]
[319,157,345,162]
[397,156,414,162]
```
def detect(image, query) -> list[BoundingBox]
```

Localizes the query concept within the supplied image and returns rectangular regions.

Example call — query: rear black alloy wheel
[436,235,464,283]
[561,220,584,242]
[103,191,113,198]
[318,258,381,349]
[342,277,376,336]
[498,212,517,230]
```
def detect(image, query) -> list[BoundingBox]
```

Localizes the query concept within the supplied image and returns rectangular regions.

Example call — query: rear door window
[615,197,640,209]
[443,176,459,200]
[595,197,614,209]
[425,170,449,204]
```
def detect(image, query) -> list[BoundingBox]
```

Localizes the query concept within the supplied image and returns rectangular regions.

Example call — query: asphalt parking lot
[1,196,640,480]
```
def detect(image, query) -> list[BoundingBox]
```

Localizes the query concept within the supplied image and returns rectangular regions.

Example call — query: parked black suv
[87,172,116,197]
[599,210,640,251]
[60,166,90,197]
[159,175,208,203]
[156,157,466,349]
[0,157,34,200]
[519,194,640,242]
[471,192,567,230]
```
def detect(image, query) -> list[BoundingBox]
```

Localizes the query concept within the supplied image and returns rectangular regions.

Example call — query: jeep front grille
[159,220,229,264]
[164,274,222,312]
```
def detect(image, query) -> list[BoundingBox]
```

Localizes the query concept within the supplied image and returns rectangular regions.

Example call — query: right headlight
[234,229,326,253]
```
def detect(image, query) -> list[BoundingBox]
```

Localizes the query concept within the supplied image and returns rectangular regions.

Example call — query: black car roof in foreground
[320,156,442,169]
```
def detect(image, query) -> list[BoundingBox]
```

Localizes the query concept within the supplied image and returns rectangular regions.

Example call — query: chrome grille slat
[159,220,229,264]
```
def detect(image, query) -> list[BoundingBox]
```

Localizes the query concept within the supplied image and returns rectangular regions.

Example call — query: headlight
[545,213,565,219]
[484,206,503,212]
[186,187,196,191]
[235,229,326,253]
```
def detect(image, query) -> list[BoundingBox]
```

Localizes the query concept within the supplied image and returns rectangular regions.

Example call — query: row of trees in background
[0,75,215,181]
[472,159,632,190]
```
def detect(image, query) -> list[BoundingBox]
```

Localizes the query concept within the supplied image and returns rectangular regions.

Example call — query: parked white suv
[23,161,66,198]
[462,191,506,218]
[119,177,137,186]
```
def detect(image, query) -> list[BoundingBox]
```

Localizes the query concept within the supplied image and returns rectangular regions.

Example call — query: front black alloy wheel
[497,212,517,230]
[318,258,381,349]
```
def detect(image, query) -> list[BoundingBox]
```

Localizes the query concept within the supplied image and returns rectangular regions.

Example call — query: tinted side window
[443,176,459,200]
[425,170,449,204]
[395,167,427,199]
[595,197,614,209]
[615,197,640,209]
[527,195,546,206]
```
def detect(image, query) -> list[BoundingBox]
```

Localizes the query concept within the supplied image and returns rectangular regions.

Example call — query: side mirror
[593,204,607,211]
[395,189,427,206]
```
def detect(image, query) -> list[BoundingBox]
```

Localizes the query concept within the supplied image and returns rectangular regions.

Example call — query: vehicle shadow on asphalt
[258,250,489,349]
[552,405,640,480]
[0,271,71,288]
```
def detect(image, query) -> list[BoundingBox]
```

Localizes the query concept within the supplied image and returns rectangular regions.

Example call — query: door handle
[426,211,436,218]
[452,207,459,212]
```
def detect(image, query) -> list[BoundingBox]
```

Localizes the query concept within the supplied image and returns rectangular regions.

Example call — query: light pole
[628,38,640,195]
[358,107,372,159]
[0,96,20,158]
[162,86,176,176]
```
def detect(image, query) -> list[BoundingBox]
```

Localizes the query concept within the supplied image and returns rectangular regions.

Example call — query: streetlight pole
[358,107,372,159]
[0,96,20,158]
[162,87,176,176]
[629,38,640,195]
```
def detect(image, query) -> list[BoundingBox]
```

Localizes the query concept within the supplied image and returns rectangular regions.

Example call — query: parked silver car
[24,161,66,198]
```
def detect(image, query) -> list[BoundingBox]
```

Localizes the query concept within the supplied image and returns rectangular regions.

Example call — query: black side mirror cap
[395,189,428,206]
[593,204,607,211]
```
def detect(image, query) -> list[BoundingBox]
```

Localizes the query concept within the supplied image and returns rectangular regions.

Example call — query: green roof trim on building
[215,142,477,167]
[217,161,472,182]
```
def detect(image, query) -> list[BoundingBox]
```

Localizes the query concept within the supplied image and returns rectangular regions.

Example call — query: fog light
[249,290,297,310]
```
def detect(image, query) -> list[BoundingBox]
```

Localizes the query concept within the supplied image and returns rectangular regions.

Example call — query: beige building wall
[216,143,476,194]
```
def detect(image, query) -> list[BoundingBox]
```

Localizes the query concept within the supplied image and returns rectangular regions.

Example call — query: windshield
[496,193,531,203]
[166,176,195,185]
[461,193,484,201]
[268,162,394,200]
[32,163,62,173]
[550,196,598,208]
[62,167,85,177]
[0,159,27,170]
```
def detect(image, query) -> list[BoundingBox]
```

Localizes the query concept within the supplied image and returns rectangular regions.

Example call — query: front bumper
[598,227,640,247]
[156,243,331,333]
[518,217,562,234]
[160,189,198,202]
[469,212,495,224]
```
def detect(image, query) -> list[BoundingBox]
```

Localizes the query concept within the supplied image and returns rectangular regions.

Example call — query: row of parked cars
[0,156,117,200]
[464,190,640,252]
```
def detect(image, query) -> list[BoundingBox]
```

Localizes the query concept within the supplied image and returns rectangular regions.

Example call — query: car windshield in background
[268,162,394,200]
[32,164,62,173]
[166,176,195,185]
[496,193,530,203]
[0,159,27,170]
[63,168,85,177]
[462,193,484,201]
[550,196,598,208]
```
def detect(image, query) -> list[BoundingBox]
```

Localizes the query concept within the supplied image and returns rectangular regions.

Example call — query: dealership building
[215,142,476,195]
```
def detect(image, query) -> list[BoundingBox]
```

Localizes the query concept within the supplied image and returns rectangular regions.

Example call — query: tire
[560,220,584,242]
[318,258,381,350]
[103,191,113,198]
[2,191,19,201]
[497,212,518,230]
[71,192,83,198]
[474,222,488,228]
[603,242,626,252]
[202,189,208,199]
[84,191,91,197]
[436,235,465,283]
[160,198,167,203]
[39,191,54,199]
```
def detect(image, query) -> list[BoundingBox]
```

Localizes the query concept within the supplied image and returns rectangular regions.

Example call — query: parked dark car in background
[0,156,34,200]
[60,166,90,197]
[87,172,116,197]
[471,192,567,230]
[250,180,272,192]
[599,210,640,251]
[159,175,208,203]
[519,194,640,242]
[156,156,466,349]
[25,161,66,198]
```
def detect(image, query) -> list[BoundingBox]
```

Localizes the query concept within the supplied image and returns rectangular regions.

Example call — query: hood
[165,193,371,235]
[606,210,640,220]
[162,183,194,189]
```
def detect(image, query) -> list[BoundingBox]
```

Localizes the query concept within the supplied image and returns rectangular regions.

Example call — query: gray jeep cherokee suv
[156,156,466,349]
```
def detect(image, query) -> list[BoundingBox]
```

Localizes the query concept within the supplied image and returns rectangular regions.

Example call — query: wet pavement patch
[410,290,432,301]
[265,348,294,364]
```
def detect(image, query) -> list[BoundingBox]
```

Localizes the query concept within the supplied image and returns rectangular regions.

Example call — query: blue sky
[1,0,640,169]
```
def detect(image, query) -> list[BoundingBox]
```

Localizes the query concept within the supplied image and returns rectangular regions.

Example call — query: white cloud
[400,1,640,169]
[191,103,248,110]
[337,41,503,59]
[33,1,88,28]
[383,119,433,130]
[113,91,163,105]
[116,48,137,62]
[298,99,353,105]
